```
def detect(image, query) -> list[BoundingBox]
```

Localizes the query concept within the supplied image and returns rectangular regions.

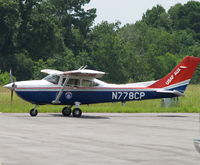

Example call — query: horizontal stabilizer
[156,89,184,96]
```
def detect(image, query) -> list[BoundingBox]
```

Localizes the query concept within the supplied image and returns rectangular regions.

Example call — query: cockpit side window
[61,78,99,87]
[43,75,59,84]
[62,78,80,87]
[68,79,80,87]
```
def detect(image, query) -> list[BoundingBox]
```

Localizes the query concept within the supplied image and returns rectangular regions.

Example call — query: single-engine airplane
[3,56,200,117]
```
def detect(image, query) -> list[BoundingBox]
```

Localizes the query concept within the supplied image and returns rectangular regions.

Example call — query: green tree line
[0,0,200,84]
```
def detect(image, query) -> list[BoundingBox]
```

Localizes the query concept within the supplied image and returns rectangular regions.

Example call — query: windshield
[43,75,59,84]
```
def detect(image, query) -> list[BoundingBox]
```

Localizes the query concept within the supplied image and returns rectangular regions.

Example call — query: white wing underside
[41,69,63,75]
[41,69,106,78]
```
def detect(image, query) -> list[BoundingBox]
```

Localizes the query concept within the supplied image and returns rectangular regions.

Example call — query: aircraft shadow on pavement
[105,115,188,118]
[156,115,188,118]
[50,114,110,119]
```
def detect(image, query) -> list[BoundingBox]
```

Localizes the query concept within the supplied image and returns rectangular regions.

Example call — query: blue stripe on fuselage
[16,90,176,105]
[168,85,188,93]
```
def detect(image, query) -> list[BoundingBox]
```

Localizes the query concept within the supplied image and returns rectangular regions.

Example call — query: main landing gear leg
[29,105,38,117]
[72,102,82,118]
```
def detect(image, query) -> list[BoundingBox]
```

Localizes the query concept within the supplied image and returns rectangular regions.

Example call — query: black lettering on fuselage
[112,92,145,100]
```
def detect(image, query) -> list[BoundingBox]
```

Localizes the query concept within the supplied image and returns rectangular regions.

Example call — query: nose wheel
[29,105,38,117]
[29,108,38,117]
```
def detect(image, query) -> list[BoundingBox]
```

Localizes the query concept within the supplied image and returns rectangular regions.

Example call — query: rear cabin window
[82,80,92,87]
[82,80,99,87]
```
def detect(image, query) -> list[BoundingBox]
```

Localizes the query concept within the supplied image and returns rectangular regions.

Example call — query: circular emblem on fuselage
[65,92,73,100]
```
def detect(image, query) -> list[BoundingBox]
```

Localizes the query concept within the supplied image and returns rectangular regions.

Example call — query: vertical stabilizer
[148,56,200,91]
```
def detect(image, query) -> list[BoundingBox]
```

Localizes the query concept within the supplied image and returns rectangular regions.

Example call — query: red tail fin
[149,56,200,88]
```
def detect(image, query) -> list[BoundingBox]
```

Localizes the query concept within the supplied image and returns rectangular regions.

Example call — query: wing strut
[52,76,69,104]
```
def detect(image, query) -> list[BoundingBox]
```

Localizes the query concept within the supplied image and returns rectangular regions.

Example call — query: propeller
[9,69,16,104]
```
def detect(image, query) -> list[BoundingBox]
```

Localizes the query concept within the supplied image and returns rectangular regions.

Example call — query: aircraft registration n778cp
[3,56,200,117]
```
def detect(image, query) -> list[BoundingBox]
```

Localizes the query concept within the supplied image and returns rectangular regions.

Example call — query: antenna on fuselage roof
[78,65,87,70]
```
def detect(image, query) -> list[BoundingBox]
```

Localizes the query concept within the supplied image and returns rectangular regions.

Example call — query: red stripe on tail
[148,56,200,88]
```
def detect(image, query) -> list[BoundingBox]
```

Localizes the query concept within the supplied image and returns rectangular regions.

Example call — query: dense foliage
[0,0,200,84]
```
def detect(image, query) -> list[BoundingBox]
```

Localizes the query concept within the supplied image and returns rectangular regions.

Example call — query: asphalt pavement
[0,113,199,165]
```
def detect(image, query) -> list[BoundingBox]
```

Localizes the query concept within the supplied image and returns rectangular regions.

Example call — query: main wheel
[72,108,82,117]
[62,107,72,116]
[29,109,38,117]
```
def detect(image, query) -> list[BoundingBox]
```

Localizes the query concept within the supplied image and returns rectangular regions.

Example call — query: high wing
[41,69,106,78]
[41,69,64,75]
[63,69,106,78]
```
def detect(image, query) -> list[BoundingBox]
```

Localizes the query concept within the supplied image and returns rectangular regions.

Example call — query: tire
[62,107,72,116]
[72,108,82,117]
[29,109,38,117]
